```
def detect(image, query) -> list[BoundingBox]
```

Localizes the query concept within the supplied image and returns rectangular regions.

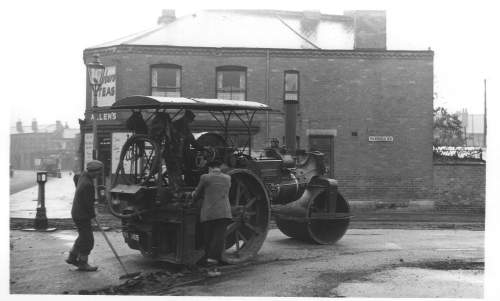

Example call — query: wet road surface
[10,228,484,297]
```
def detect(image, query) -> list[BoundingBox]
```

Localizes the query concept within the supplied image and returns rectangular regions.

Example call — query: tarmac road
[9,170,38,194]
[9,228,484,297]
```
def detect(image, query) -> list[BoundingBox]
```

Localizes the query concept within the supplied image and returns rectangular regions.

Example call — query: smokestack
[31,119,38,133]
[158,9,176,25]
[284,103,297,153]
[344,10,386,50]
[16,120,23,133]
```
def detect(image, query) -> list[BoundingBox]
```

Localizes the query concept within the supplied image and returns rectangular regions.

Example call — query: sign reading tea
[97,66,116,107]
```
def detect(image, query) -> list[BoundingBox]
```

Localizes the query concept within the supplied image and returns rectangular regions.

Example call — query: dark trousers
[202,218,230,261]
[71,219,94,256]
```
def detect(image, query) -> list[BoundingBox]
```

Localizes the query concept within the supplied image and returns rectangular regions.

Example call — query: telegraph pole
[484,79,487,148]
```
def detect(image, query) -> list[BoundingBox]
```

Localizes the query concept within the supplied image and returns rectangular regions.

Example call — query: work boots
[76,255,98,272]
[65,250,79,267]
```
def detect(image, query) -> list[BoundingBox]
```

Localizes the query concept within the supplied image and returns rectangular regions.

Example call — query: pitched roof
[91,10,354,50]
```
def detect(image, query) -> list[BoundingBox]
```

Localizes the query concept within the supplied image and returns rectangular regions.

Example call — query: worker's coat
[192,169,232,222]
[71,172,96,220]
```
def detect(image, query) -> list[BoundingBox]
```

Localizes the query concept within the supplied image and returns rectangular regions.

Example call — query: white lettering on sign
[84,133,94,168]
[97,66,116,107]
[369,136,394,142]
[111,132,132,174]
[91,112,117,121]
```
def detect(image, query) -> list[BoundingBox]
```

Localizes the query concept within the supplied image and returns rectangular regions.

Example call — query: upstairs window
[151,64,181,97]
[216,66,246,101]
[284,71,299,102]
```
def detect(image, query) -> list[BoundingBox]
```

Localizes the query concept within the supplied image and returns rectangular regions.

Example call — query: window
[216,66,246,101]
[284,71,299,102]
[151,65,181,97]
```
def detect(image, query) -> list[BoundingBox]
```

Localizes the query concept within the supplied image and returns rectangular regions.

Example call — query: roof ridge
[88,25,164,49]
[275,14,321,50]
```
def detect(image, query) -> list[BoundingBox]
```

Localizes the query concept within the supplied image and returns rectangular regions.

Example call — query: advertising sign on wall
[84,133,94,168]
[97,66,116,107]
[111,132,132,173]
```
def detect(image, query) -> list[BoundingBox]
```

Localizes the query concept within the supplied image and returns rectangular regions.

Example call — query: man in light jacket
[191,160,232,277]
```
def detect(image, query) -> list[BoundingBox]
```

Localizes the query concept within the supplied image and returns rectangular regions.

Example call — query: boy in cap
[191,160,232,277]
[65,160,103,271]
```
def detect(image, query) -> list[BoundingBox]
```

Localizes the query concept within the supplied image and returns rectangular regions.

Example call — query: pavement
[10,170,75,219]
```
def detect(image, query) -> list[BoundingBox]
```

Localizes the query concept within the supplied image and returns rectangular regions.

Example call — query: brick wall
[433,161,486,213]
[84,46,433,205]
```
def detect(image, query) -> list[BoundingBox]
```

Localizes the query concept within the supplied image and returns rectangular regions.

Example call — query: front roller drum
[276,193,350,244]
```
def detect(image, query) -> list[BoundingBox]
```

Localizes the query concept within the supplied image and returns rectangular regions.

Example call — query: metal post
[34,175,48,229]
[92,90,98,160]
[23,171,56,232]
[484,79,487,148]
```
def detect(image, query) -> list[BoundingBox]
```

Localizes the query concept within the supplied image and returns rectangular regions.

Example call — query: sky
[3,0,499,129]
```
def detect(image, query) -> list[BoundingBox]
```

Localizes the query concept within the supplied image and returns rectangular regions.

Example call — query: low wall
[346,160,486,213]
[433,161,485,213]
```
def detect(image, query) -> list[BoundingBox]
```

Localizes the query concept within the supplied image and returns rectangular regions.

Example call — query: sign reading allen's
[90,112,117,121]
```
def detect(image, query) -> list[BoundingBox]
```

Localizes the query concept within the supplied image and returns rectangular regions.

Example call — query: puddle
[51,233,77,241]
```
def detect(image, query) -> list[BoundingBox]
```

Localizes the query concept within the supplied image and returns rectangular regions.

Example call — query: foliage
[433,146,484,162]
[433,107,465,146]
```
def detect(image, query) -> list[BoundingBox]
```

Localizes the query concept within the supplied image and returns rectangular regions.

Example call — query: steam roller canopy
[274,178,351,245]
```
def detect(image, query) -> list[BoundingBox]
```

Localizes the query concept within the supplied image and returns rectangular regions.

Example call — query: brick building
[10,120,79,170]
[82,9,434,206]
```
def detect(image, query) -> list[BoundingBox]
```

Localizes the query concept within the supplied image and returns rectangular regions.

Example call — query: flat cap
[86,160,104,172]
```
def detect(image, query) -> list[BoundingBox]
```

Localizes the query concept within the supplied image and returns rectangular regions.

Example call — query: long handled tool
[94,218,141,279]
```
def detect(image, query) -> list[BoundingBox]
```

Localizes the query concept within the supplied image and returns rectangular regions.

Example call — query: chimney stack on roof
[302,10,321,20]
[344,10,386,50]
[32,119,38,133]
[56,120,64,133]
[158,9,176,25]
[16,120,23,133]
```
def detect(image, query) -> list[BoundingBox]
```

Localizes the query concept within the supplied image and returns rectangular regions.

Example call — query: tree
[433,107,465,146]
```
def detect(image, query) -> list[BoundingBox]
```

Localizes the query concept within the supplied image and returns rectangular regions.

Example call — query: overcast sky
[3,0,499,128]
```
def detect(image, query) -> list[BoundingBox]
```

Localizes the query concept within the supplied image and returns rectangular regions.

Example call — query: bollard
[22,171,56,232]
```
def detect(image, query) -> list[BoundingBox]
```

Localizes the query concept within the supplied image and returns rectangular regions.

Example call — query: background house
[10,119,79,171]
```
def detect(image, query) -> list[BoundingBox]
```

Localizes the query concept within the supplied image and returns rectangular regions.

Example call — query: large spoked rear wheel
[109,135,162,219]
[222,169,270,264]
[113,134,162,186]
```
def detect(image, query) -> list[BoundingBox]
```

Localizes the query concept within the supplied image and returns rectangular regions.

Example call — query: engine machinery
[107,96,351,265]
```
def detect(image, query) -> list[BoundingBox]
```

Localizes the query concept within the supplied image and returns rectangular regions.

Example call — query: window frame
[283,70,300,103]
[215,66,247,101]
[150,64,182,97]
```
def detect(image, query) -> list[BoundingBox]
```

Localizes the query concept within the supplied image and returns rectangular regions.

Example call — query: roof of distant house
[89,10,355,50]
[10,123,79,139]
